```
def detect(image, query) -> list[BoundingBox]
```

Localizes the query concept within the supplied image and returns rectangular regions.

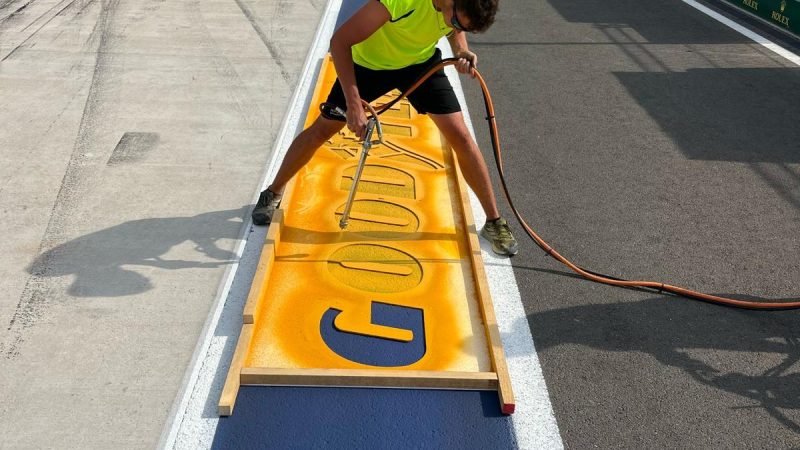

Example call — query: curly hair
[456,0,498,33]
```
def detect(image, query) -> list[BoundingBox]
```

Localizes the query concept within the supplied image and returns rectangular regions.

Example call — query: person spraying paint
[252,0,519,256]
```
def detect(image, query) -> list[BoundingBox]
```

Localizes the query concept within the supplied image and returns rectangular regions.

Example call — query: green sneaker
[252,189,281,226]
[480,217,519,256]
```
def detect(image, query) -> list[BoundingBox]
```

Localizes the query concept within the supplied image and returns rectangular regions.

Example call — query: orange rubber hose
[367,58,799,310]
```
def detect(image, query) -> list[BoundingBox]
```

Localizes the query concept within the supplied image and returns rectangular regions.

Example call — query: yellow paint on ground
[337,261,414,276]
[242,55,492,373]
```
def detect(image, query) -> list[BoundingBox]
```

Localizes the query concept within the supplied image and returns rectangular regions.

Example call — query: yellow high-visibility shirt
[352,0,452,70]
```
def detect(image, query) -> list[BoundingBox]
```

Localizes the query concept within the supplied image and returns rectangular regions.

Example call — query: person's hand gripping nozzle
[339,112,384,230]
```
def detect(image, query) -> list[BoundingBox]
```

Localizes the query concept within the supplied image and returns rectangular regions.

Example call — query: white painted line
[440,43,564,449]
[683,0,800,66]
[156,0,343,448]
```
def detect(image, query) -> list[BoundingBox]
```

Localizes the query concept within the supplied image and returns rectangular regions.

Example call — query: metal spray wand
[339,105,383,230]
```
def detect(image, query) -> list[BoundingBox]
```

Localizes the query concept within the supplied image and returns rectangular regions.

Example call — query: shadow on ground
[26,206,249,297]
[616,68,800,164]
[547,0,751,44]
[522,293,800,433]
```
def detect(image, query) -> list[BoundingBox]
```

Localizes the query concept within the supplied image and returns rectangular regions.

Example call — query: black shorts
[321,48,461,120]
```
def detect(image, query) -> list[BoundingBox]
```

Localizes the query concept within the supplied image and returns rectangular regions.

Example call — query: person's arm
[447,30,477,78]
[329,1,391,140]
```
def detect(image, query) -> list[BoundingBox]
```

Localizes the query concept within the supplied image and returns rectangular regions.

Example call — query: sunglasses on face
[450,3,470,32]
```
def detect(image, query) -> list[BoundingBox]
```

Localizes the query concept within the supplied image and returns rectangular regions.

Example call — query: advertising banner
[726,0,800,36]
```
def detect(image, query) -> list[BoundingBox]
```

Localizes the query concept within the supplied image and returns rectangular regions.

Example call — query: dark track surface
[462,0,800,447]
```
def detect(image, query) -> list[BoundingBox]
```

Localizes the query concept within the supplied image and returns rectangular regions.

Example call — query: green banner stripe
[724,0,800,36]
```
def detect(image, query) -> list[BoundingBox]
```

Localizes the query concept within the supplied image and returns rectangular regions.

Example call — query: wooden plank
[265,208,283,246]
[240,368,498,390]
[451,154,516,415]
[242,242,274,324]
[243,209,283,324]
[218,324,255,416]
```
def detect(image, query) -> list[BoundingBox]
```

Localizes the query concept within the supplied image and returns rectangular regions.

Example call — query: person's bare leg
[252,116,345,225]
[429,111,518,255]
[268,115,346,194]
[429,112,500,220]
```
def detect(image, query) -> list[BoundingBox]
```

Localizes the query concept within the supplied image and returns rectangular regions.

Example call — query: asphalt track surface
[461,0,800,447]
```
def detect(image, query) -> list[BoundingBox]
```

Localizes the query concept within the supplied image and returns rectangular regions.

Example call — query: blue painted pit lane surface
[212,387,516,449]
[320,303,427,367]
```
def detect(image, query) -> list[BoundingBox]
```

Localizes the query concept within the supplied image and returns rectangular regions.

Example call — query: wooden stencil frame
[219,159,515,415]
[219,55,514,416]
